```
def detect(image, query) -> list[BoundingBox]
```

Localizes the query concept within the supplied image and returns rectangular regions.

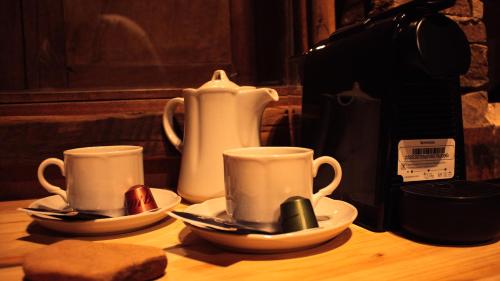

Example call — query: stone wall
[444,0,499,180]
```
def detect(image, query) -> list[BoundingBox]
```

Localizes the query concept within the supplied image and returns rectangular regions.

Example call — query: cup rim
[223,146,312,159]
[64,145,143,157]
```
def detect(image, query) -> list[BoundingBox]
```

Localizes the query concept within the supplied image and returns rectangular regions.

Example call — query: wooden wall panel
[0,113,181,200]
[22,0,68,89]
[0,0,299,201]
[63,0,233,88]
[2,0,294,91]
[0,86,301,201]
[0,1,25,90]
[311,0,336,44]
[254,1,288,85]
[0,88,180,104]
[229,0,256,85]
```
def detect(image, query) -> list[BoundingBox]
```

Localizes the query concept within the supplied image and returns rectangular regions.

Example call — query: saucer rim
[28,188,182,223]
[29,188,181,223]
[183,197,357,237]
[179,196,357,252]
[26,188,181,234]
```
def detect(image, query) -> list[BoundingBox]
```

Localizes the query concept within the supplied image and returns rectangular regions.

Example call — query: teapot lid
[198,70,239,90]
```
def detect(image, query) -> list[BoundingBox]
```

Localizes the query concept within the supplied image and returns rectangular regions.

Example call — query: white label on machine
[397,139,455,182]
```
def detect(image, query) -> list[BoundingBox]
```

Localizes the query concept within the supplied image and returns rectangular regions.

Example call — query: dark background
[0,0,498,200]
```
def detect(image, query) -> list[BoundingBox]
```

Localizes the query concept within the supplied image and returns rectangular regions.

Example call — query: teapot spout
[237,87,279,146]
[239,87,279,108]
[258,87,279,103]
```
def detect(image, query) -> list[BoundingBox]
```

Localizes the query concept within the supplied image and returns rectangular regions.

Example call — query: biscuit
[23,240,167,281]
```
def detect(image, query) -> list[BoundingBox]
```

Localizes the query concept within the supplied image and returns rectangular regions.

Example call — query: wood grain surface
[0,199,498,281]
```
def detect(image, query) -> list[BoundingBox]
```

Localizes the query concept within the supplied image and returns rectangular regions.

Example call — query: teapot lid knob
[198,70,239,90]
[211,70,229,81]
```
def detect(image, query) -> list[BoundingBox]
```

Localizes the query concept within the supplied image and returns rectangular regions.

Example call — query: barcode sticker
[398,139,455,182]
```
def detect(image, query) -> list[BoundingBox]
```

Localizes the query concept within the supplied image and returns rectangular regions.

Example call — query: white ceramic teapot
[163,70,279,202]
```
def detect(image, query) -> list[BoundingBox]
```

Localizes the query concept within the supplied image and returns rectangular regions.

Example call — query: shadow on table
[17,217,177,245]
[164,227,353,267]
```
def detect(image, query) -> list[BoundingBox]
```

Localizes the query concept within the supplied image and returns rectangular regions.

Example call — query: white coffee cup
[37,145,144,216]
[223,146,342,232]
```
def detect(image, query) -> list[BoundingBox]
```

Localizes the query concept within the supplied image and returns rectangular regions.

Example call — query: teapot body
[163,70,278,202]
[179,90,261,202]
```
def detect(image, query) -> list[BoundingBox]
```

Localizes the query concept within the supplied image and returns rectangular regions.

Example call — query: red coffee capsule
[125,185,158,215]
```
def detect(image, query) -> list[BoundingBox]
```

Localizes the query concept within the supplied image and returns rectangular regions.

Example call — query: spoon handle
[18,207,112,220]
[169,211,277,234]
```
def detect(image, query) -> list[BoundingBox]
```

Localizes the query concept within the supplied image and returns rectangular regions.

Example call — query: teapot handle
[163,97,184,152]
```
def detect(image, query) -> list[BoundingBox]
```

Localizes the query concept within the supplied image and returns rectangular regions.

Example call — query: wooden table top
[0,198,498,281]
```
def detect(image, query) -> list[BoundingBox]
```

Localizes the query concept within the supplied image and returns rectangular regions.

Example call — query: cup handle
[37,158,68,202]
[311,156,342,206]
[163,97,184,152]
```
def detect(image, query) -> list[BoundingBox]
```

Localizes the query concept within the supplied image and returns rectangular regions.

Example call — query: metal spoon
[18,207,112,220]
[169,211,278,234]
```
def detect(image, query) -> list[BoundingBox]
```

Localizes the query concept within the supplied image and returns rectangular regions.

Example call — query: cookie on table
[23,240,167,281]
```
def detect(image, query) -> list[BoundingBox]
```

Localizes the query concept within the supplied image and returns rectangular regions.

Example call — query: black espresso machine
[300,0,500,243]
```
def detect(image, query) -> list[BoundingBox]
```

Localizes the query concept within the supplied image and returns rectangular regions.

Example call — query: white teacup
[37,145,144,216]
[223,146,342,232]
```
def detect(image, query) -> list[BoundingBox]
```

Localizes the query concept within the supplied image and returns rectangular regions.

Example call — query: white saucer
[180,197,358,253]
[27,188,181,235]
